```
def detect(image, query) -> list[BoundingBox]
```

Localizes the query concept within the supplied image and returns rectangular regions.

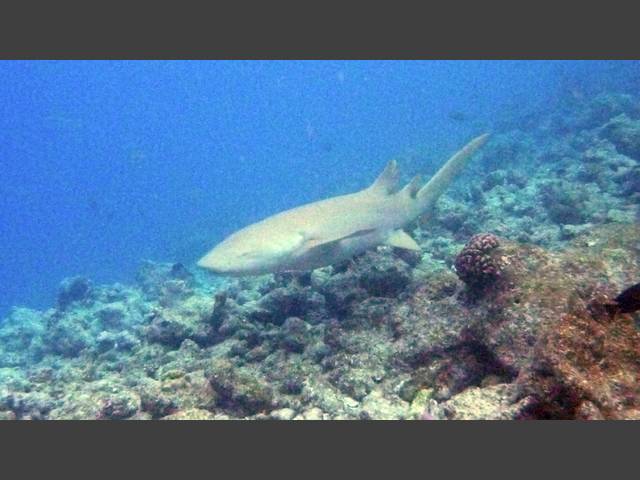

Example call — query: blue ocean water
[0,60,637,318]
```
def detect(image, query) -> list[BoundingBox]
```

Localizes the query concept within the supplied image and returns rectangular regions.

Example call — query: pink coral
[454,233,503,288]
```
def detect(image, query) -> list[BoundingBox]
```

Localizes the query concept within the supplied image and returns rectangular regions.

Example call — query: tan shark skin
[198,134,489,276]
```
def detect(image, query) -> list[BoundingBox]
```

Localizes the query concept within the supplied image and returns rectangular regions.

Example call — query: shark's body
[198,134,489,276]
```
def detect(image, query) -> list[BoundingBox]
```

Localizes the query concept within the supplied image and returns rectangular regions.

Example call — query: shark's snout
[197,249,231,274]
[197,240,269,276]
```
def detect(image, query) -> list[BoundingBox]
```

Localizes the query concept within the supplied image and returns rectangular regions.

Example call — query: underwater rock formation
[602,114,640,160]
[516,285,640,420]
[57,276,92,310]
[136,261,196,298]
[1,222,638,420]
[205,357,275,416]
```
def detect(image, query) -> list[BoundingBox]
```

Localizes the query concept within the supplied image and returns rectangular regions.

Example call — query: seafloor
[1,92,639,420]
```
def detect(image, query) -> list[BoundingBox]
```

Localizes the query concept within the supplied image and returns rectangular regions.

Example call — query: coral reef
[1,223,637,420]
[1,91,640,420]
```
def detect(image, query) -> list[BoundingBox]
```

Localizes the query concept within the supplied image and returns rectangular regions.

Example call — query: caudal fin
[416,133,489,214]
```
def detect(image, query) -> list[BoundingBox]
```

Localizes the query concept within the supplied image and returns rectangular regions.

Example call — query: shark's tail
[415,133,489,214]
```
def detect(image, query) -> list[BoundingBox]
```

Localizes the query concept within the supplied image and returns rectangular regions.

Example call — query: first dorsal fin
[368,160,400,195]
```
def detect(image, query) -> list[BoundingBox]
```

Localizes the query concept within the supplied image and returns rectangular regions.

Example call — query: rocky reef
[1,91,639,420]
[516,284,640,420]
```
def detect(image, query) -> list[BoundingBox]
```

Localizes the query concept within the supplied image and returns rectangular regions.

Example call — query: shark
[198,133,489,276]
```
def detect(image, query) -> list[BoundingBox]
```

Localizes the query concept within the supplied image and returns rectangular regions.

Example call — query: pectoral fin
[301,228,376,263]
[385,230,421,251]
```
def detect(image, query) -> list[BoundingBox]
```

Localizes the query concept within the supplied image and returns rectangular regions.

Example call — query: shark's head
[197,224,304,276]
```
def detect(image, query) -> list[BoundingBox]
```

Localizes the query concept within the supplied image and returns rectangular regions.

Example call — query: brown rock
[517,286,640,419]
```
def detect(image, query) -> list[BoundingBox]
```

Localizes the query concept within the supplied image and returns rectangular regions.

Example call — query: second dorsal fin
[400,175,422,199]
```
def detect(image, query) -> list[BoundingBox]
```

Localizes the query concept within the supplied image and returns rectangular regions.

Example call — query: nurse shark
[198,134,489,276]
